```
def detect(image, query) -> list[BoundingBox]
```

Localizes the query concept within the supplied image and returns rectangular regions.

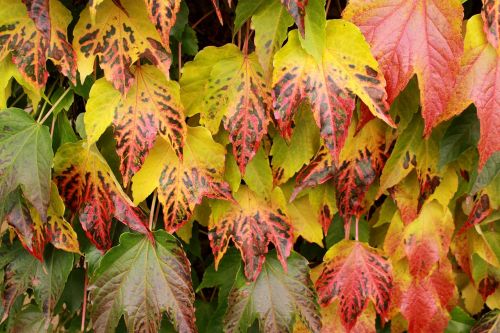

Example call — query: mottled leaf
[273,20,393,162]
[440,15,500,168]
[281,0,308,37]
[132,127,233,233]
[0,0,76,87]
[482,0,500,49]
[471,309,500,333]
[316,240,392,331]
[74,0,170,94]
[85,65,186,185]
[458,194,492,235]
[53,141,151,251]
[0,108,53,222]
[90,231,196,333]
[208,186,293,281]
[344,0,464,134]
[224,251,321,333]
[21,0,50,39]
[144,0,181,51]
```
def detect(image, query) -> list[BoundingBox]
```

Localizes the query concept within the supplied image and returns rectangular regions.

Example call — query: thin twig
[50,115,56,137]
[39,87,71,124]
[192,9,215,29]
[326,0,332,16]
[178,42,182,78]
[81,263,88,332]
[9,92,25,108]
[149,190,158,230]
[37,81,57,122]
[355,218,359,241]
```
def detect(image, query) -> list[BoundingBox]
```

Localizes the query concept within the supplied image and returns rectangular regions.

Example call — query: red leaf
[54,142,151,251]
[344,0,464,135]
[209,186,293,281]
[281,0,308,37]
[316,240,393,331]
[478,276,499,301]
[458,194,491,235]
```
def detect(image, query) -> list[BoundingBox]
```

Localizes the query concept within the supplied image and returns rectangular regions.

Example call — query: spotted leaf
[281,0,308,37]
[74,0,170,94]
[344,0,464,135]
[273,20,393,162]
[203,47,271,173]
[144,0,181,51]
[315,240,393,331]
[90,231,196,333]
[85,65,186,186]
[53,141,151,251]
[224,251,321,333]
[21,0,50,39]
[440,15,500,169]
[0,0,76,88]
[482,0,500,49]
[209,186,293,281]
[384,200,454,278]
[132,127,233,233]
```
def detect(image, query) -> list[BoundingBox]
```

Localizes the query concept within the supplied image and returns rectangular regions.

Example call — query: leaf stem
[81,263,88,332]
[37,80,57,122]
[191,9,215,30]
[149,190,158,230]
[355,218,359,241]
[178,42,182,79]
[39,87,71,124]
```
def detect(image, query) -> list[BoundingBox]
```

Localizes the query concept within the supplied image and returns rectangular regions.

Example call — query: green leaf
[243,146,273,199]
[224,251,321,333]
[0,108,53,222]
[234,0,267,33]
[9,305,48,333]
[439,106,480,168]
[90,231,196,333]
[298,0,326,63]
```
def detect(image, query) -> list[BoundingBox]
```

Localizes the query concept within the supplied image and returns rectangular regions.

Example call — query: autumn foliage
[0,0,499,332]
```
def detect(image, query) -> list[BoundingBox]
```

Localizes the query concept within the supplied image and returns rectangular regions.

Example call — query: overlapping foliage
[0,0,499,332]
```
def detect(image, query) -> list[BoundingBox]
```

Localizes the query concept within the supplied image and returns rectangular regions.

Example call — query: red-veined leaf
[21,0,49,39]
[273,20,393,162]
[209,186,293,281]
[281,0,308,37]
[440,15,500,168]
[132,127,233,233]
[344,0,464,135]
[74,0,170,94]
[85,65,186,186]
[144,0,181,50]
[53,141,151,251]
[458,194,492,235]
[315,240,392,331]
[478,276,499,301]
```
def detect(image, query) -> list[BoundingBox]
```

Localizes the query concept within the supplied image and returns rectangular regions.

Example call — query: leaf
[0,57,41,108]
[9,305,48,333]
[271,106,320,185]
[53,141,151,251]
[21,0,50,39]
[74,0,170,94]
[334,119,387,227]
[471,309,500,333]
[233,0,267,33]
[132,127,233,233]
[394,259,457,333]
[224,251,321,333]
[273,20,393,162]
[297,0,325,63]
[0,108,53,222]
[315,240,392,331]
[85,65,186,185]
[90,231,196,333]
[482,0,500,49]
[144,0,181,51]
[344,0,464,135]
[208,186,293,281]
[242,146,273,199]
[253,0,294,77]
[385,201,454,278]
[0,0,76,87]
[202,48,271,173]
[439,15,500,169]
[281,0,308,37]
[458,194,492,235]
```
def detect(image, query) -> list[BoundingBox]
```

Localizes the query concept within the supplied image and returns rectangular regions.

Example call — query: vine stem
[191,9,215,30]
[149,190,158,230]
[39,87,71,124]
[81,263,88,332]
[355,218,359,241]
[37,81,57,122]
[178,42,182,78]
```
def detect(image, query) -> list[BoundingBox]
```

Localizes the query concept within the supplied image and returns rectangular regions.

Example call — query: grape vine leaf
[90,231,196,333]
[203,47,271,173]
[208,186,293,281]
[458,194,492,235]
[0,0,76,88]
[144,0,181,51]
[392,259,457,333]
[482,0,500,49]
[85,65,186,185]
[344,0,464,135]
[132,127,233,233]
[21,0,50,40]
[281,0,308,37]
[0,108,53,223]
[73,0,170,94]
[53,141,151,251]
[224,251,321,333]
[440,15,500,169]
[384,201,454,278]
[0,58,42,108]
[273,20,394,162]
[471,309,500,333]
[315,240,392,331]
